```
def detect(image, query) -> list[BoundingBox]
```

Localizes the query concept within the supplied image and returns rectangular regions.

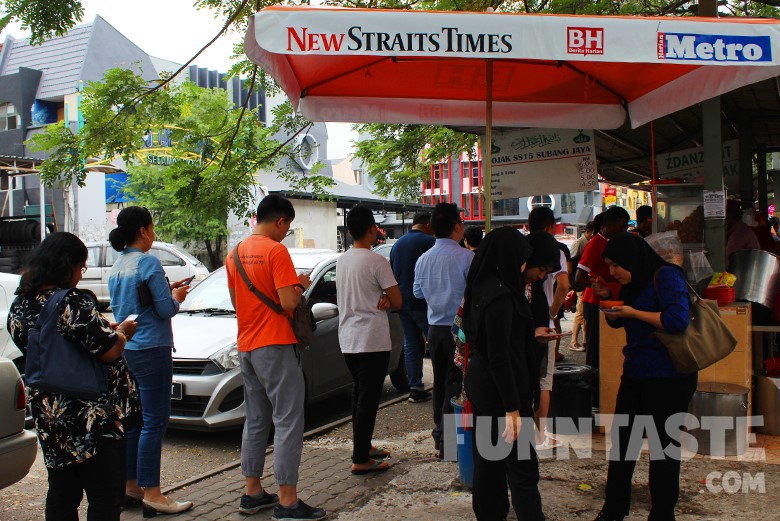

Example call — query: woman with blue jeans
[108,206,193,517]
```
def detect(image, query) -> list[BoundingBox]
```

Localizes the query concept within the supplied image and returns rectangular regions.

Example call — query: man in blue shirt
[413,203,473,457]
[390,211,436,403]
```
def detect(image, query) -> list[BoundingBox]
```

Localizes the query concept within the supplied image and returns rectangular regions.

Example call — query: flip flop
[369,447,391,459]
[351,459,391,475]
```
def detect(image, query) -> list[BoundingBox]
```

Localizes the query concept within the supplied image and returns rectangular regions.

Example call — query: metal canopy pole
[484,59,493,233]
[701,0,725,271]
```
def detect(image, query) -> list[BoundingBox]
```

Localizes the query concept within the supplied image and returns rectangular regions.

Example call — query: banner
[485,128,598,200]
[657,139,739,191]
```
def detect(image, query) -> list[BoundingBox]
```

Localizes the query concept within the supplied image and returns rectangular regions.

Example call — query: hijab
[526,231,562,272]
[602,232,680,305]
[462,227,533,343]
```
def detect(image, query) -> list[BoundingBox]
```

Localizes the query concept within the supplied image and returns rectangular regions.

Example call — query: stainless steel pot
[729,249,780,312]
[687,382,749,456]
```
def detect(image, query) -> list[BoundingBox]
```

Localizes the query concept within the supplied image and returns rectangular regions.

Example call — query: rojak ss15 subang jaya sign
[486,128,598,200]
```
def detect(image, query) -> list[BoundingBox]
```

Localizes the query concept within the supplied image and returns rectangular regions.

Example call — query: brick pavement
[120,439,433,521]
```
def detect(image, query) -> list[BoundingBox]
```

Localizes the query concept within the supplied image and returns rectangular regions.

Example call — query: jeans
[602,373,698,520]
[344,351,391,463]
[125,346,173,488]
[428,325,463,451]
[45,437,126,521]
[240,345,305,485]
[399,309,428,390]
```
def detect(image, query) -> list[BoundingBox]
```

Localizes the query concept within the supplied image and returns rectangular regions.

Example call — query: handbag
[652,269,738,373]
[232,243,314,347]
[25,289,109,399]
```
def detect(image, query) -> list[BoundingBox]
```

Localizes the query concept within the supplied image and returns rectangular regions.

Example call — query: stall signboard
[486,128,598,200]
[657,140,739,191]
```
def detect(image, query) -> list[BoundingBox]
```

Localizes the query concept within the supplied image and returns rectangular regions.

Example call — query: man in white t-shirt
[336,206,402,475]
[528,207,570,450]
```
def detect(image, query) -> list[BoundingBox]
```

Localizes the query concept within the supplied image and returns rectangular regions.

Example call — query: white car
[80,241,210,309]
[168,249,407,430]
[0,358,37,489]
[0,273,23,371]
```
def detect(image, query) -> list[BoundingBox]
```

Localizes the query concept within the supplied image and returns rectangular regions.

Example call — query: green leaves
[1,0,84,44]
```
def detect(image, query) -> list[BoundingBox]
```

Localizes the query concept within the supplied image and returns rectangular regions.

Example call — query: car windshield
[178,268,233,312]
[171,244,205,266]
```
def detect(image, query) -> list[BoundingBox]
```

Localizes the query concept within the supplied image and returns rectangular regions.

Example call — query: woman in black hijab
[591,233,696,521]
[463,228,559,521]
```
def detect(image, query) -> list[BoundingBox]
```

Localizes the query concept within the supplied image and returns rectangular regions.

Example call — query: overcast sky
[0,0,356,158]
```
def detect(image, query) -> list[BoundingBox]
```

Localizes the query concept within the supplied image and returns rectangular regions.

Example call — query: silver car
[0,358,37,489]
[168,249,407,430]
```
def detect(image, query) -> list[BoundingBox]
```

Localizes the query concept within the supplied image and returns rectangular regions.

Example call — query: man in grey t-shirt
[336,206,402,474]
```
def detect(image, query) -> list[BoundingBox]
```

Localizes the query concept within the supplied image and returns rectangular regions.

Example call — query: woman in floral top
[7,232,140,521]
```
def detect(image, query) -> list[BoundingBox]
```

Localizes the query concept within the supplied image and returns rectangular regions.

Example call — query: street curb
[161,387,429,495]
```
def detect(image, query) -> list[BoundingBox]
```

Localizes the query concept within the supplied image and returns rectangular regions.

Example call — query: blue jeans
[399,309,428,390]
[124,346,172,488]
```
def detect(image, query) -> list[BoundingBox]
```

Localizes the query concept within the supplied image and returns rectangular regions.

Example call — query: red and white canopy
[245,6,780,129]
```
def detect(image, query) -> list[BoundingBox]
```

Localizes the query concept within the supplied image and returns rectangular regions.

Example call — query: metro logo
[287,27,345,52]
[658,33,771,62]
[567,27,604,55]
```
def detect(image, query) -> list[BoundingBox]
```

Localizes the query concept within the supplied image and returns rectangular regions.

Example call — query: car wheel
[389,353,409,392]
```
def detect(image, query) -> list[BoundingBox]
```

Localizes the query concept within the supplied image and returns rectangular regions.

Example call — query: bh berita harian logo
[657,32,771,62]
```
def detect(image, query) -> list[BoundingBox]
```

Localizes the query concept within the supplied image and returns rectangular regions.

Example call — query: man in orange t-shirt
[225,194,325,521]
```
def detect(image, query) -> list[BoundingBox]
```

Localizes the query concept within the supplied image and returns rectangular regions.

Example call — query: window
[86,247,101,268]
[463,194,471,216]
[150,247,184,266]
[584,191,594,206]
[353,169,362,184]
[561,193,577,214]
[104,247,119,267]
[492,198,520,217]
[470,193,481,217]
[526,195,555,212]
[0,102,20,131]
[309,267,337,305]
[433,164,442,189]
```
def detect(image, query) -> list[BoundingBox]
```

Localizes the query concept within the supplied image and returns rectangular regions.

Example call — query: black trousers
[344,351,391,464]
[428,325,463,451]
[45,437,126,521]
[584,302,601,405]
[469,405,545,521]
[602,373,698,521]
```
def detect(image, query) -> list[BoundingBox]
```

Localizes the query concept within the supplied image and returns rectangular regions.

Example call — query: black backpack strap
[232,242,285,315]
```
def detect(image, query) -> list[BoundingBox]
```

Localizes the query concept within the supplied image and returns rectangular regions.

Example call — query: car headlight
[210,343,240,371]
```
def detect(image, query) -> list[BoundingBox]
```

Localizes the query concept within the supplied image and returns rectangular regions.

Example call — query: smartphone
[125,314,138,321]
[182,275,196,286]
[536,332,566,339]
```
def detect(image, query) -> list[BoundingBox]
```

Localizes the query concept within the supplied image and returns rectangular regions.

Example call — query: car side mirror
[311,302,338,321]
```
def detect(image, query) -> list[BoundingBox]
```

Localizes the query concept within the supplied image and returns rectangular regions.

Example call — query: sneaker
[239,491,279,514]
[408,389,431,403]
[272,500,326,521]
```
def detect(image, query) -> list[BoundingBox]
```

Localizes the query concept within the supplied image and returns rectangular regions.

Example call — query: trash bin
[450,398,473,488]
[687,382,749,456]
[548,364,595,435]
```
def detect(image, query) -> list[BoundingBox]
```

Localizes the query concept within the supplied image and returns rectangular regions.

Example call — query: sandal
[369,447,390,459]
[351,458,391,475]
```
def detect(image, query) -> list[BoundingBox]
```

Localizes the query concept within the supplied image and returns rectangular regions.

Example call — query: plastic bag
[645,231,684,267]
[684,251,714,284]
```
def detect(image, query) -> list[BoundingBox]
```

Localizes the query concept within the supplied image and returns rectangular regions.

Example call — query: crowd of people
[10,196,708,521]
